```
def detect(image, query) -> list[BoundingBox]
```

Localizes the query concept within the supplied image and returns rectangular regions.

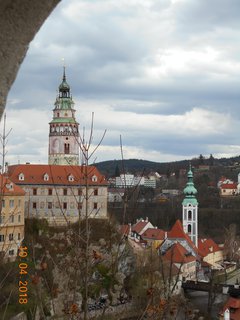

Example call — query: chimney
[145,217,148,222]
[164,232,168,239]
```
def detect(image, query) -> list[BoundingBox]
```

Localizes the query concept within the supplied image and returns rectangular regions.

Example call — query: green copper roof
[55,98,74,110]
[50,118,77,124]
[182,166,198,206]
[59,67,70,91]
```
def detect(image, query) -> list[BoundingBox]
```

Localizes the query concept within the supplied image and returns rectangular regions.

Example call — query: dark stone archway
[0,0,61,118]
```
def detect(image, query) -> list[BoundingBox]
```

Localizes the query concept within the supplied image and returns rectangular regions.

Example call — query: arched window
[64,143,70,154]
[19,173,24,181]
[68,174,74,182]
[43,173,49,181]
[188,210,192,220]
[187,224,191,233]
[92,175,98,182]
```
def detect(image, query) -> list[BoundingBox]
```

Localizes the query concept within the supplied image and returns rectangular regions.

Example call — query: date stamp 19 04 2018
[18,246,28,304]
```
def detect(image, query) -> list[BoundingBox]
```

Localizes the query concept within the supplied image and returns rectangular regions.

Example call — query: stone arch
[0,0,60,118]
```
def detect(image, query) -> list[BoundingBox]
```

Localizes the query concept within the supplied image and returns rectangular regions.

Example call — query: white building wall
[182,204,198,248]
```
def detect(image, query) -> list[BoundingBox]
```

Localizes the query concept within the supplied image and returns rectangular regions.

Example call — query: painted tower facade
[48,68,79,165]
[182,166,198,247]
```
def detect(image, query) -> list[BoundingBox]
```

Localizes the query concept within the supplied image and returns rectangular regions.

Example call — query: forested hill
[94,155,240,178]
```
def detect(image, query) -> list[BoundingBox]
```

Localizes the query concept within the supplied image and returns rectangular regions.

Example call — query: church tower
[48,68,79,165]
[182,165,198,247]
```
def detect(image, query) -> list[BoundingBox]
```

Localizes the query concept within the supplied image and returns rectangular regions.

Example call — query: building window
[0,215,4,224]
[63,188,68,196]
[94,189,98,196]
[44,173,49,181]
[33,188,37,195]
[63,202,67,210]
[48,189,53,196]
[92,175,97,182]
[94,203,98,210]
[55,201,60,208]
[48,202,52,209]
[18,199,21,207]
[68,174,74,182]
[9,233,14,241]
[78,203,82,210]
[18,215,21,222]
[33,202,37,209]
[78,189,83,196]
[19,173,24,181]
[188,210,192,220]
[2,199,5,208]
[64,143,70,154]
[18,233,21,240]
[9,250,14,256]
[187,224,191,233]
[10,215,14,223]
[9,200,14,208]
[0,235,5,242]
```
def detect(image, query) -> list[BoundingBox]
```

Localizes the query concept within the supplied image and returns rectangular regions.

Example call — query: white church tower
[182,165,198,247]
[48,68,79,165]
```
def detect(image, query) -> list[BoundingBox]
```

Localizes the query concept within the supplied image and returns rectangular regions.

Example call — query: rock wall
[0,0,60,118]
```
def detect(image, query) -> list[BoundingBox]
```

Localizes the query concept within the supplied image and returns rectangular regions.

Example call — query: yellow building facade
[0,176,25,261]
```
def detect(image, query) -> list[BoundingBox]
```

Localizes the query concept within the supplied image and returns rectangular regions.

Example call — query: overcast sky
[3,0,240,165]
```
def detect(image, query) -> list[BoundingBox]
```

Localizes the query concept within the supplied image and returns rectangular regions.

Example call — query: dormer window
[92,175,98,182]
[43,173,49,181]
[19,173,24,181]
[5,183,13,190]
[68,174,74,182]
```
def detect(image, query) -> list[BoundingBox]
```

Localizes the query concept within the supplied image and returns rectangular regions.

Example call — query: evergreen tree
[115,164,120,177]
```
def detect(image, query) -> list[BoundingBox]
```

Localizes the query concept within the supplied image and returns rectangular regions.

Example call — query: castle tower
[182,165,198,247]
[48,68,79,165]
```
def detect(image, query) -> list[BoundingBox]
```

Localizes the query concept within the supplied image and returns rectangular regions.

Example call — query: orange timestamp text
[18,246,28,304]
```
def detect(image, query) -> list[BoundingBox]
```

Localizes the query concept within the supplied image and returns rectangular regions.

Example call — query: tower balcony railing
[49,131,78,136]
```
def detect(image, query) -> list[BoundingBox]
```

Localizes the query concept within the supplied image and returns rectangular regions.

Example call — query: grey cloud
[5,0,240,163]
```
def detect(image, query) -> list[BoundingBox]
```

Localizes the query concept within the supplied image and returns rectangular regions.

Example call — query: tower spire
[182,164,198,247]
[63,65,66,81]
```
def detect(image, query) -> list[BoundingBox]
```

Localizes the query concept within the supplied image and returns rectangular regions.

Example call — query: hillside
[94,155,240,178]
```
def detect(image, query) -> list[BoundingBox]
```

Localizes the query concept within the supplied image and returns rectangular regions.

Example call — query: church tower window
[64,143,70,154]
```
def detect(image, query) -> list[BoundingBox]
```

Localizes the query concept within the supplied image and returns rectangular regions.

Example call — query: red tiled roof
[198,238,221,256]
[120,225,130,236]
[167,220,200,257]
[7,164,107,186]
[142,228,165,240]
[132,221,149,234]
[168,220,187,239]
[164,243,196,264]
[0,175,25,196]
[222,297,240,320]
[221,183,237,189]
